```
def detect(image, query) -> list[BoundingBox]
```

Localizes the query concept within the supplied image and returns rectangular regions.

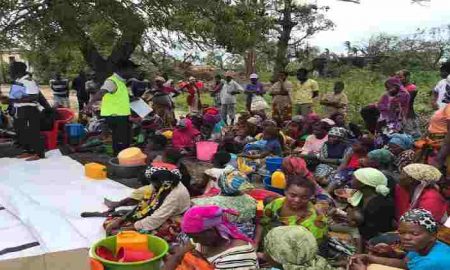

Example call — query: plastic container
[116,231,148,253]
[271,171,286,189]
[265,157,283,173]
[118,147,147,166]
[196,141,219,161]
[90,259,105,270]
[263,176,285,195]
[85,163,107,180]
[116,248,154,262]
[66,123,85,137]
[91,234,169,270]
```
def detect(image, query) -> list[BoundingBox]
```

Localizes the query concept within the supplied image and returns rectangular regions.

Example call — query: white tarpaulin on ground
[0,150,133,269]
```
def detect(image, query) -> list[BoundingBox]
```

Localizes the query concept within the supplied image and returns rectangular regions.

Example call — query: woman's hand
[105,217,125,235]
[163,244,195,270]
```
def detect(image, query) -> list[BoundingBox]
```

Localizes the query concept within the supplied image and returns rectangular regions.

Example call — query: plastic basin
[66,123,86,138]
[265,157,283,173]
[196,141,218,161]
[91,235,169,270]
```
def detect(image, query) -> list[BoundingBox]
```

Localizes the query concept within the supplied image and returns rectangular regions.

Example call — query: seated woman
[323,138,372,193]
[102,165,191,242]
[283,116,305,149]
[387,133,415,173]
[298,122,329,157]
[330,112,362,141]
[314,127,351,185]
[361,149,397,195]
[144,134,168,163]
[395,163,447,223]
[180,205,258,269]
[255,176,328,247]
[193,165,256,239]
[244,126,283,159]
[349,168,395,242]
[262,226,333,270]
[350,209,450,270]
[172,118,200,154]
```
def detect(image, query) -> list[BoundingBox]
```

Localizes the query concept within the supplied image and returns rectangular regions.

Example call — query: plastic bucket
[263,176,285,195]
[91,235,169,270]
[196,141,219,161]
[265,157,283,173]
[66,123,85,138]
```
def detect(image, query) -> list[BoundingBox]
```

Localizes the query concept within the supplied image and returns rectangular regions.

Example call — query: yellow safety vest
[100,74,131,117]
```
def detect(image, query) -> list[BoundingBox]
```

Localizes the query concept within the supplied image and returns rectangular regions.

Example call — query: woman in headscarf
[377,77,410,133]
[387,133,415,172]
[145,76,178,128]
[103,165,191,241]
[255,176,328,248]
[180,205,258,269]
[350,209,450,270]
[360,149,397,195]
[349,168,395,241]
[395,163,447,223]
[192,166,257,239]
[263,226,333,270]
[179,77,203,115]
[172,118,201,153]
[314,127,351,185]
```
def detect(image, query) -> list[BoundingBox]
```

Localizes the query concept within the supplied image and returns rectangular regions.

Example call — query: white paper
[130,98,152,118]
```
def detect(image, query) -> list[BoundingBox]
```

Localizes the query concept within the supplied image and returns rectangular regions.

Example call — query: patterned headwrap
[133,165,181,221]
[402,164,443,212]
[328,127,347,139]
[218,166,254,196]
[400,208,438,234]
[265,226,333,270]
[181,205,253,243]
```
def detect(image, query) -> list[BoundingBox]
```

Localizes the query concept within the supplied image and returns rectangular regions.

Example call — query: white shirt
[17,75,39,95]
[433,78,450,109]
[221,80,243,104]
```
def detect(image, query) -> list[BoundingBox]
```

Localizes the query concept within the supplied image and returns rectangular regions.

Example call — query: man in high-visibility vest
[87,60,136,156]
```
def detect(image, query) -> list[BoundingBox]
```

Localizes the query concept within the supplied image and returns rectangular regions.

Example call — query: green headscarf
[264,226,333,270]
[367,149,394,168]
[348,168,390,207]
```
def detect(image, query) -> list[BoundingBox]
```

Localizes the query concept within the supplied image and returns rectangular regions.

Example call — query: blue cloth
[265,139,282,156]
[9,83,27,99]
[406,241,450,270]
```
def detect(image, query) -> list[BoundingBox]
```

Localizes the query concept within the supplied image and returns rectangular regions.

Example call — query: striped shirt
[204,243,258,270]
[50,79,69,97]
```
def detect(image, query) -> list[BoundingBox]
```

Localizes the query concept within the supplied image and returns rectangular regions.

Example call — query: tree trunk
[272,0,294,82]
[245,49,257,76]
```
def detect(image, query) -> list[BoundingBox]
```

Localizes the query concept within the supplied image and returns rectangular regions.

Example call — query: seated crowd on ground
[2,60,450,270]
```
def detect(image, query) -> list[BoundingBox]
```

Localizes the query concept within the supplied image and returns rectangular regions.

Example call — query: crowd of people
[1,59,450,270]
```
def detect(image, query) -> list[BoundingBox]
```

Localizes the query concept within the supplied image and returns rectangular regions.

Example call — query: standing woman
[397,70,420,138]
[148,76,177,128]
[377,77,410,133]
[180,77,203,115]
[9,62,45,161]
[269,71,293,126]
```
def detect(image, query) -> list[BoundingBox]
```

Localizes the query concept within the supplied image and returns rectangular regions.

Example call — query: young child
[200,152,233,196]
[299,122,329,157]
[234,126,255,151]
[144,134,168,163]
[244,126,283,159]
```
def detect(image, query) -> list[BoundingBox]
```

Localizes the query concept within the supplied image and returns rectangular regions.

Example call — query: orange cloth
[428,104,450,134]
[176,252,215,270]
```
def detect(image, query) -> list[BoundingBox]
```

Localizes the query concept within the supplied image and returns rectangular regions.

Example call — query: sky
[310,0,450,53]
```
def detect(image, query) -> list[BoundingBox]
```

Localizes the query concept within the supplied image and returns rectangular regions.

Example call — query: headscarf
[328,127,347,139]
[349,168,390,207]
[385,77,403,89]
[402,163,443,210]
[218,166,254,196]
[321,118,335,127]
[133,165,181,220]
[172,118,200,149]
[388,133,414,150]
[282,157,313,179]
[400,208,438,234]
[181,205,253,243]
[264,226,333,270]
[367,149,394,168]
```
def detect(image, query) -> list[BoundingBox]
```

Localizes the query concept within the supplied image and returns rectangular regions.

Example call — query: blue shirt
[406,241,450,270]
[265,139,282,156]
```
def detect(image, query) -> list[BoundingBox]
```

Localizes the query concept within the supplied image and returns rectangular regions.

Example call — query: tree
[0,1,271,81]
[264,1,334,79]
